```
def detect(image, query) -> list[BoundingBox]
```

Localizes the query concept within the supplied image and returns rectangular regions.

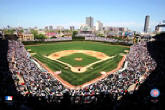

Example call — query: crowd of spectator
[85,36,133,44]
[7,40,67,103]
[70,42,157,102]
[7,39,157,104]
[76,34,96,37]
[44,37,72,42]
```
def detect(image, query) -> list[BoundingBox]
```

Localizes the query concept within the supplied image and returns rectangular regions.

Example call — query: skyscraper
[49,25,53,30]
[86,16,94,28]
[70,26,75,31]
[144,15,150,33]
[45,26,48,30]
[56,26,64,31]
[96,21,103,31]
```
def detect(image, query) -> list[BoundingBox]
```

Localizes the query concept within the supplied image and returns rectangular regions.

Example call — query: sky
[0,0,165,32]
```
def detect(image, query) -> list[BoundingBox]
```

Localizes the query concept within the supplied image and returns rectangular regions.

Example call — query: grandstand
[0,34,165,110]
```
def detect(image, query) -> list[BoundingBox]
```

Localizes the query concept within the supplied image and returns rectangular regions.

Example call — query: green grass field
[25,41,129,85]
[58,53,100,66]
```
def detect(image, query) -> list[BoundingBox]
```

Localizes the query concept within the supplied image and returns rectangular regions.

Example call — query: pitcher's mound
[74,58,83,61]
[71,66,87,73]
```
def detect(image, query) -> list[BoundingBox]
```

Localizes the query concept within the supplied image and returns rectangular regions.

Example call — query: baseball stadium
[1,34,165,110]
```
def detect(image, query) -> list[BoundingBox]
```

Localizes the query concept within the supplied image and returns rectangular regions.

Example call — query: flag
[5,96,13,101]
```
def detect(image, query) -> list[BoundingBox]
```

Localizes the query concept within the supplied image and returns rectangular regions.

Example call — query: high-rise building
[96,21,103,31]
[56,26,64,31]
[144,15,150,33]
[86,16,94,28]
[70,26,75,31]
[45,26,48,31]
[119,27,127,32]
[49,25,53,30]
[34,27,38,30]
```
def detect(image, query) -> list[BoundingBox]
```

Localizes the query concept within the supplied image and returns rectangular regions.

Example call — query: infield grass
[58,53,100,66]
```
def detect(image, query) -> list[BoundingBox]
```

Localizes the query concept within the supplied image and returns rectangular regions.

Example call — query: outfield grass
[26,41,129,85]
[58,53,100,66]
[26,41,128,56]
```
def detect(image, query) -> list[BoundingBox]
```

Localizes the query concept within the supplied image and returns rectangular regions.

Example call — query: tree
[97,33,104,37]
[35,34,46,40]
[4,29,15,35]
[19,29,24,33]
[72,31,78,38]
[31,29,38,36]
[30,29,46,40]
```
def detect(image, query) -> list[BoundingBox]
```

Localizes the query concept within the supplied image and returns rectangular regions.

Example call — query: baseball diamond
[26,41,129,86]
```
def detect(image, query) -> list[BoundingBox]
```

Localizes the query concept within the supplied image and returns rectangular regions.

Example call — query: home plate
[100,71,106,75]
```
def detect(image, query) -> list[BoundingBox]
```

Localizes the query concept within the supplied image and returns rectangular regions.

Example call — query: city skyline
[0,0,165,32]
